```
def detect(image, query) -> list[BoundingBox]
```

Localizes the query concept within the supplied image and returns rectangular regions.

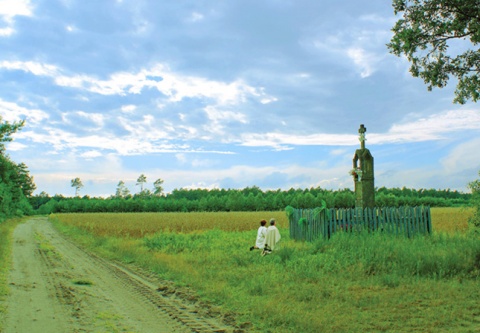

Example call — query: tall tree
[0,117,34,217]
[136,174,147,193]
[388,0,480,103]
[115,180,130,198]
[0,118,25,152]
[153,178,164,196]
[71,177,84,197]
[14,162,36,197]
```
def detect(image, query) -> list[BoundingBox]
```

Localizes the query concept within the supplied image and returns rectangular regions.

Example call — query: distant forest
[29,186,471,215]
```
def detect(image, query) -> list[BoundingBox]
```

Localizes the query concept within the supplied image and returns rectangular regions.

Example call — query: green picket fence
[289,206,432,241]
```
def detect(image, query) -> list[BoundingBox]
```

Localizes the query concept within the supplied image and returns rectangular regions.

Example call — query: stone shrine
[352,124,375,208]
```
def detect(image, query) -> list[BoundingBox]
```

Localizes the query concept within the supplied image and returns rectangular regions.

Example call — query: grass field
[0,217,24,331]
[48,208,480,332]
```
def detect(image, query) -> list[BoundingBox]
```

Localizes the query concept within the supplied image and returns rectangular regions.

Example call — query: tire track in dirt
[2,217,237,333]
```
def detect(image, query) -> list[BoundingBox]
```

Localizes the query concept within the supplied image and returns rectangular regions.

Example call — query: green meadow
[48,210,480,332]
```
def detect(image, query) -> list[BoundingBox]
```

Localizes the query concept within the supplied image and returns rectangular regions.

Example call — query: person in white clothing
[262,218,281,256]
[250,220,267,251]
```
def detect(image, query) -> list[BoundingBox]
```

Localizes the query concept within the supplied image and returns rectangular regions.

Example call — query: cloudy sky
[1,0,479,197]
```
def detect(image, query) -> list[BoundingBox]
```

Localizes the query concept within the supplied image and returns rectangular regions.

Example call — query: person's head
[269,218,276,226]
[260,219,267,226]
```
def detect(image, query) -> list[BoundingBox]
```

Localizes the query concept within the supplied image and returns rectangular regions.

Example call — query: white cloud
[260,96,278,104]
[0,60,58,76]
[175,153,187,164]
[441,138,480,174]
[330,148,348,156]
[0,61,276,107]
[62,111,105,128]
[203,105,248,137]
[0,99,49,123]
[5,141,27,151]
[241,132,357,149]
[81,150,103,159]
[65,25,77,32]
[347,47,378,78]
[240,109,480,149]
[187,12,204,22]
[155,68,273,105]
[0,0,32,18]
[370,109,480,144]
[311,20,391,78]
[0,27,14,36]
[191,159,215,168]
[121,104,136,113]
[297,73,311,79]
[313,34,385,78]
[117,114,170,141]
[180,182,220,191]
[18,123,234,156]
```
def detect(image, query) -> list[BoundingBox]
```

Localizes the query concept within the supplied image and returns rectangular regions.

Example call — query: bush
[468,171,480,230]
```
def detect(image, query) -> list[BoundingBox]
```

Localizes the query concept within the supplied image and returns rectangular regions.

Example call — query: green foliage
[276,246,296,265]
[0,154,34,219]
[153,178,164,196]
[388,0,480,103]
[313,199,330,220]
[297,217,307,227]
[467,171,480,230]
[34,186,471,215]
[70,177,84,197]
[319,231,480,279]
[115,180,130,198]
[136,174,147,193]
[285,205,294,220]
[0,119,24,152]
[144,230,226,254]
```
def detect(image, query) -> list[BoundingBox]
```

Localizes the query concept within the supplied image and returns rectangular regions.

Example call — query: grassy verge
[51,212,480,333]
[0,217,24,330]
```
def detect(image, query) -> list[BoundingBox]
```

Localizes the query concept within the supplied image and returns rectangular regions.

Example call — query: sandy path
[3,217,233,333]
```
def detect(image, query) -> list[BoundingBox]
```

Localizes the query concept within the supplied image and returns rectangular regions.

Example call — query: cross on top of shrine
[358,124,366,149]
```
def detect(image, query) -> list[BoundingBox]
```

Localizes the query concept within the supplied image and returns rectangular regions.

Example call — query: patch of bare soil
[2,217,242,333]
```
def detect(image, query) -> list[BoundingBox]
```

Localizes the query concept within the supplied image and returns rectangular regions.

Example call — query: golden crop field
[430,207,474,233]
[51,207,474,238]
[50,211,289,238]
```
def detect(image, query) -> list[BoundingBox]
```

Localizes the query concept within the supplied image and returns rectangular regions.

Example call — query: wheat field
[50,207,474,238]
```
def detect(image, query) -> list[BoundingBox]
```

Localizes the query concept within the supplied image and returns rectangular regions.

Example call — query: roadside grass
[0,218,24,330]
[50,210,480,332]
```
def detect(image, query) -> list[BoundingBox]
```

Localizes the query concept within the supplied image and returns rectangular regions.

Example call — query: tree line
[29,185,472,215]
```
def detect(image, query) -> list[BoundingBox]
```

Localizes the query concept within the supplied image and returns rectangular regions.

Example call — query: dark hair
[270,218,276,225]
[260,219,267,226]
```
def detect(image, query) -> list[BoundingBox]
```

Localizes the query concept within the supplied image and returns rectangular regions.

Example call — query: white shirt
[255,226,267,249]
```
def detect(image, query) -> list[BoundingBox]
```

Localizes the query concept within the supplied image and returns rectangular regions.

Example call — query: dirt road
[2,217,235,333]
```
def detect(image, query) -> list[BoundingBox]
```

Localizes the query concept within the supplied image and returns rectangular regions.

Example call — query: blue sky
[1,0,479,197]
